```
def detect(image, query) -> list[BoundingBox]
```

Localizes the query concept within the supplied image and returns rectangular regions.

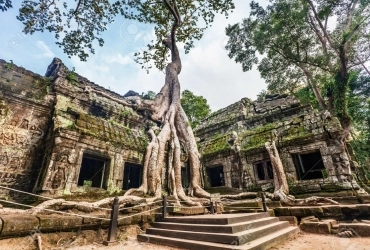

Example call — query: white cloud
[104,54,132,65]
[0,0,267,112]
[36,41,55,58]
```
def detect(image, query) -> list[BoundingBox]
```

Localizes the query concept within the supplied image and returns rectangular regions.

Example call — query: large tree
[225,0,370,136]
[9,0,235,206]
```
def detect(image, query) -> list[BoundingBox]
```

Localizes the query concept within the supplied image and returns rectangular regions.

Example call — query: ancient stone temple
[0,58,366,201]
[195,94,367,196]
[0,58,148,199]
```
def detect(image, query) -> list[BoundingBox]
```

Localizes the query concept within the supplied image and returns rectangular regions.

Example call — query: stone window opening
[123,163,142,190]
[293,151,326,180]
[77,154,110,189]
[253,159,273,182]
[207,165,225,187]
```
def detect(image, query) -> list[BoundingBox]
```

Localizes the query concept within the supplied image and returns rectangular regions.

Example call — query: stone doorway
[123,163,142,190]
[77,154,109,189]
[207,166,225,187]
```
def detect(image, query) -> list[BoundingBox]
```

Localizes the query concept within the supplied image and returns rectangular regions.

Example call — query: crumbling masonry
[0,58,367,202]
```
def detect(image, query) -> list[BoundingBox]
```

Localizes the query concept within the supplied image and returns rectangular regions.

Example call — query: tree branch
[305,0,338,54]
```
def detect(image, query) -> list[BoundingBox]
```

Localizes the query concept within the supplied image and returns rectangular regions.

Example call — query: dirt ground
[0,229,369,250]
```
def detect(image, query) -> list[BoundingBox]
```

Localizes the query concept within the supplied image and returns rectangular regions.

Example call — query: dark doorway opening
[123,163,142,190]
[78,154,109,189]
[181,165,190,189]
[293,151,325,180]
[208,166,225,187]
[253,159,273,182]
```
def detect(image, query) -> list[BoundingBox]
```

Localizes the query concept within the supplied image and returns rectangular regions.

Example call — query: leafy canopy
[225,0,370,121]
[181,89,211,128]
[15,0,234,70]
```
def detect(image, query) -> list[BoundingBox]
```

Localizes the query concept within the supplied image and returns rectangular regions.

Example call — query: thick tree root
[265,191,339,206]
[220,192,258,200]
[0,195,154,215]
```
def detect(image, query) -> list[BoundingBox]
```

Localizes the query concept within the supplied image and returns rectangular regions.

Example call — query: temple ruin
[0,58,368,202]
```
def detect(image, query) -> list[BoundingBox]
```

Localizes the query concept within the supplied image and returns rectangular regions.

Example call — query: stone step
[152,217,279,234]
[223,207,264,213]
[138,226,299,250]
[162,212,270,225]
[146,221,290,245]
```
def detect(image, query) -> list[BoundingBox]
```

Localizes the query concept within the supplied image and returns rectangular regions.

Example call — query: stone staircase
[137,212,299,250]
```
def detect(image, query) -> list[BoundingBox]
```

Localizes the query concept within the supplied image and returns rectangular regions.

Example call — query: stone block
[274,207,291,216]
[268,209,275,217]
[266,201,282,208]
[322,205,341,217]
[338,223,370,237]
[321,219,338,231]
[82,215,110,228]
[290,207,323,218]
[300,221,331,234]
[340,205,360,217]
[37,215,83,232]
[0,214,39,238]
[356,204,370,216]
[332,196,359,204]
[279,216,298,226]
[358,195,370,204]
[170,206,206,215]
[306,184,321,192]
[301,216,319,223]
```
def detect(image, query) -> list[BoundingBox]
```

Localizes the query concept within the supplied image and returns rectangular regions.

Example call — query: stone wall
[196,94,366,195]
[0,58,148,200]
[0,59,54,200]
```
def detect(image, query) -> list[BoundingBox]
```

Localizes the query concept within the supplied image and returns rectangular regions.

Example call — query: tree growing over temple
[11,0,235,205]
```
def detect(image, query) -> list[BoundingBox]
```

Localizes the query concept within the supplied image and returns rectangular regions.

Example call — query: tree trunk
[334,43,351,141]
[265,141,289,199]
[265,141,338,205]
[298,63,328,111]
[123,0,209,205]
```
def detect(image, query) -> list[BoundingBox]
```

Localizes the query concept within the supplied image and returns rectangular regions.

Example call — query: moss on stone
[201,133,231,155]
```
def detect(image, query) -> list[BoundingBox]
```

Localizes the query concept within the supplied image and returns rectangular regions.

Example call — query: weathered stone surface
[338,223,370,237]
[340,205,360,217]
[170,206,207,215]
[274,207,291,216]
[290,207,323,218]
[279,216,298,226]
[37,215,83,232]
[0,214,39,237]
[82,215,110,228]
[300,221,331,234]
[301,216,319,223]
[357,204,370,215]
[322,205,342,217]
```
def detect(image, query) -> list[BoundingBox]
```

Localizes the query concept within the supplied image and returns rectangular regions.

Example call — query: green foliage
[256,89,267,102]
[294,85,319,109]
[348,71,370,168]
[0,0,12,12]
[141,90,156,100]
[180,89,211,128]
[226,0,370,128]
[16,0,234,67]
[5,59,13,71]
[66,67,77,85]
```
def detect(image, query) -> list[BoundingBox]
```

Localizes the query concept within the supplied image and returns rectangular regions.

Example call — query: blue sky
[0,0,266,111]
